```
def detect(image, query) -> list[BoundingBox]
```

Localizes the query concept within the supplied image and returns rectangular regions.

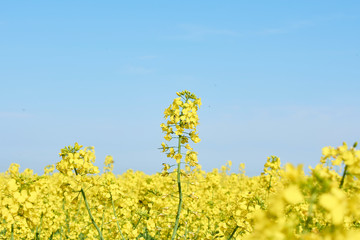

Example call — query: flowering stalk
[321,142,358,189]
[160,90,201,240]
[57,143,104,240]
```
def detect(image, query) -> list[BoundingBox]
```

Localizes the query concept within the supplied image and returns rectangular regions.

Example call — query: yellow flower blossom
[282,185,303,204]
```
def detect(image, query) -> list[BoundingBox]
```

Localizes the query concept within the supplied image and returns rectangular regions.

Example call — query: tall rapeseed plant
[56,143,104,240]
[160,90,201,240]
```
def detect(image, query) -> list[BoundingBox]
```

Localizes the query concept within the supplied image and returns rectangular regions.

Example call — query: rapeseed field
[1,91,359,239]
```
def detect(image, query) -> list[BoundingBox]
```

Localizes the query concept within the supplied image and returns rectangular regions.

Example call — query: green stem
[110,192,126,240]
[171,136,183,240]
[80,188,104,240]
[134,216,142,230]
[305,192,317,232]
[339,165,348,189]
[10,224,14,240]
[101,209,105,234]
[35,212,44,239]
[228,226,239,240]
[267,175,272,198]
[74,169,104,240]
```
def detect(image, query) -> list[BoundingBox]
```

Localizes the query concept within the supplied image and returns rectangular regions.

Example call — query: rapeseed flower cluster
[160,90,201,167]
[57,143,100,176]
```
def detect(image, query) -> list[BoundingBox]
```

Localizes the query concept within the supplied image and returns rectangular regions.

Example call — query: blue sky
[1,1,359,176]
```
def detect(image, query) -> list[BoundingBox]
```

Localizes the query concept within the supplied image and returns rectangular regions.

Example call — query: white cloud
[166,20,313,40]
[256,13,358,36]
[258,28,284,35]
[120,65,154,75]
[138,55,158,60]
[0,112,32,119]
[166,23,239,40]
[257,20,314,36]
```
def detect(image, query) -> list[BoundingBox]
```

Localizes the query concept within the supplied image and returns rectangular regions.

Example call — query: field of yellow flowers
[1,91,360,239]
